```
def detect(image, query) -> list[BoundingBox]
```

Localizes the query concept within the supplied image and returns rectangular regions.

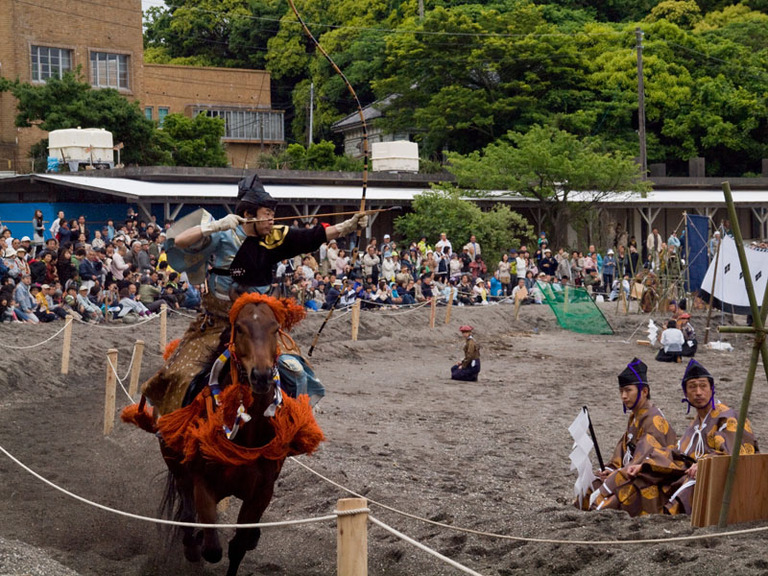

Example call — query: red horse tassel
[156,384,324,465]
[120,395,158,433]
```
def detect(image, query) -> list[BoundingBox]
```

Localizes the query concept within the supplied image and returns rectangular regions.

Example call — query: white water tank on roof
[371,140,419,173]
[48,127,114,169]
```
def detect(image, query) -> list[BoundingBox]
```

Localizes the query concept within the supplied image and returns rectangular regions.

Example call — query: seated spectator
[13,274,39,323]
[472,277,488,304]
[512,277,530,304]
[181,282,202,311]
[117,286,151,319]
[30,284,56,322]
[77,284,103,323]
[456,274,473,306]
[609,273,631,302]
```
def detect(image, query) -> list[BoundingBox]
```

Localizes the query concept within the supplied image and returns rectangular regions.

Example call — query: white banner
[700,236,768,311]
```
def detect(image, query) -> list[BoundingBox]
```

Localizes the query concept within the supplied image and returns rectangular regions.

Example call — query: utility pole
[308,82,314,147]
[636,27,647,180]
[418,0,424,19]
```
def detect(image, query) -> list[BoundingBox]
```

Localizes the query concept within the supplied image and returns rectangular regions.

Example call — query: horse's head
[228,294,306,399]
[231,302,280,395]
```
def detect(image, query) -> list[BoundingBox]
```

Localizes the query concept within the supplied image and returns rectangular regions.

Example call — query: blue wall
[0,202,232,239]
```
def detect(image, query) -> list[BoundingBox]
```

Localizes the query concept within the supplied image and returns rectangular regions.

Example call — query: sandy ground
[0,300,767,576]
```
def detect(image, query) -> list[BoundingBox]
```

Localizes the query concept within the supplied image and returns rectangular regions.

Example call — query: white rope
[73,313,160,329]
[106,355,136,404]
[0,443,337,529]
[369,516,485,576]
[0,322,68,349]
[167,308,199,319]
[287,456,768,545]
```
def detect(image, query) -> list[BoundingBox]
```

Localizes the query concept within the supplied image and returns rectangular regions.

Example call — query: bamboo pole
[351,300,361,341]
[703,232,722,345]
[429,296,437,329]
[159,303,167,354]
[104,349,118,436]
[715,182,768,528]
[128,340,145,397]
[337,498,368,576]
[445,288,454,324]
[60,316,73,374]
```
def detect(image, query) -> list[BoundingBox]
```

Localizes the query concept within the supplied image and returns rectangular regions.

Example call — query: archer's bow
[287,0,369,356]
[286,0,369,220]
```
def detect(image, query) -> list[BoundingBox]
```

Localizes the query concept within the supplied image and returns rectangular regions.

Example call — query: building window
[144,107,153,120]
[158,107,170,128]
[192,108,285,142]
[90,52,130,90]
[31,46,72,82]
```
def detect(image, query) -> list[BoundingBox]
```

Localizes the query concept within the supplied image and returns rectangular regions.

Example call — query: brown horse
[125,294,323,576]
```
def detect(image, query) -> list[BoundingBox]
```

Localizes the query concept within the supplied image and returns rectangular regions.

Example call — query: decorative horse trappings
[122,293,325,576]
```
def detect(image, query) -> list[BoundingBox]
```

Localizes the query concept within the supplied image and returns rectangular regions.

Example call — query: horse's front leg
[193,479,223,564]
[225,464,281,576]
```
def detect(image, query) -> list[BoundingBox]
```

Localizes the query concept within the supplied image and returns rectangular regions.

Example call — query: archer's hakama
[451,337,480,381]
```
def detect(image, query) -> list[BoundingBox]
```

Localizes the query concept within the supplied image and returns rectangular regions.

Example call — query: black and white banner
[699,236,768,315]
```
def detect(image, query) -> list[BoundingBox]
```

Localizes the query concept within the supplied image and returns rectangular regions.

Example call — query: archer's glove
[200,214,244,237]
[336,214,369,236]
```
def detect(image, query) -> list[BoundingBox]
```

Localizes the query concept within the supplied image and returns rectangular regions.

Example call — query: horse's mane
[229,293,306,332]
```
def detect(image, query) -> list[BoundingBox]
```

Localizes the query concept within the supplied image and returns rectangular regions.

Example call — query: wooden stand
[104,349,118,436]
[351,300,361,341]
[159,304,167,354]
[60,316,73,375]
[337,497,368,576]
[128,340,145,396]
[691,454,768,527]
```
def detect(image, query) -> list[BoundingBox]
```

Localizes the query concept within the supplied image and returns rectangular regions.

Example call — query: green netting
[536,281,614,335]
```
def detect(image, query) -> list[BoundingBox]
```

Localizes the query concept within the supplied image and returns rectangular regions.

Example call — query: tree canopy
[142,0,767,175]
[394,187,534,262]
[447,125,651,246]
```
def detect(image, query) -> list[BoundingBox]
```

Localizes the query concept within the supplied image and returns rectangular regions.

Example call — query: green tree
[0,72,160,165]
[160,113,229,167]
[447,125,650,247]
[394,187,534,262]
[257,141,363,171]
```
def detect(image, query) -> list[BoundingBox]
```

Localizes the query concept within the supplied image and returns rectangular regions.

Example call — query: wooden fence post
[60,316,73,375]
[351,300,361,341]
[159,304,167,354]
[104,349,118,436]
[445,288,455,324]
[337,497,368,576]
[128,340,145,397]
[429,296,437,329]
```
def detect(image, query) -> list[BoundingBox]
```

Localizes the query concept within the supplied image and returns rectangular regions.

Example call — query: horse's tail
[159,470,184,543]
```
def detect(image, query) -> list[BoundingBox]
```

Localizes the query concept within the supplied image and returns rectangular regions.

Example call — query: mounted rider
[141,174,367,415]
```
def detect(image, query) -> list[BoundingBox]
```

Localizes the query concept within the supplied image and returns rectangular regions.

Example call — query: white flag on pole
[569,408,597,507]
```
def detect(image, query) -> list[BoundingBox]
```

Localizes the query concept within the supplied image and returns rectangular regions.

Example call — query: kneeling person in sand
[581,359,679,516]
[451,325,480,381]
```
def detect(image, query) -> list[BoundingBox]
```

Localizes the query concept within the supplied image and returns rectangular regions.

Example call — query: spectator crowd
[0,209,725,340]
[0,208,201,324]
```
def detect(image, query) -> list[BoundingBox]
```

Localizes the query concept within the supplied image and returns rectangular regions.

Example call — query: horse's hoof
[182,534,202,563]
[202,547,223,564]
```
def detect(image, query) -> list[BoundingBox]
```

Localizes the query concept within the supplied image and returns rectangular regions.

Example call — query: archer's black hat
[236,174,277,216]
[681,359,714,387]
[618,358,647,388]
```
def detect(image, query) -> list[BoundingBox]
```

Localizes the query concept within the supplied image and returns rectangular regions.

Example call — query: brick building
[0,0,283,172]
